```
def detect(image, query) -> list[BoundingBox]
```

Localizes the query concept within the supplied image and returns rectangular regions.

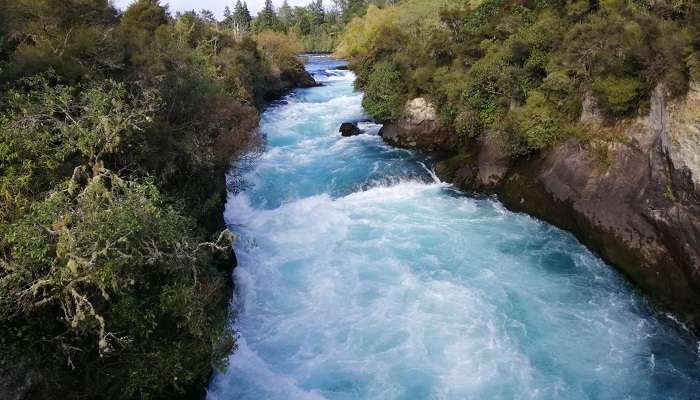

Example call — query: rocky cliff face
[385,92,700,329]
[379,98,458,151]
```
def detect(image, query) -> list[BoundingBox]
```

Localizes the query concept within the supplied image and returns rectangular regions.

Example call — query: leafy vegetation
[0,0,311,398]
[337,0,700,156]
[221,0,393,52]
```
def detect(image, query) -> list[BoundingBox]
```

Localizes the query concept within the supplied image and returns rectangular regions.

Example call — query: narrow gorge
[207,56,700,400]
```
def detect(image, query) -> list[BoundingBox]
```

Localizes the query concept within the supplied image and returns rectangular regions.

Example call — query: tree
[232,0,252,32]
[279,0,293,28]
[253,0,282,32]
[310,0,325,25]
[334,0,367,22]
[242,1,252,25]
[200,9,216,22]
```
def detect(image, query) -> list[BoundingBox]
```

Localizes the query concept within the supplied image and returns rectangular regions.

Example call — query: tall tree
[309,0,325,25]
[278,0,293,28]
[254,0,281,32]
[231,0,251,32]
[242,1,252,28]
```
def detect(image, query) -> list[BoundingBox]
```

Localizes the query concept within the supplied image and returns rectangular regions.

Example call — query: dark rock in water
[296,70,319,88]
[340,122,362,137]
[335,65,349,71]
[264,70,318,103]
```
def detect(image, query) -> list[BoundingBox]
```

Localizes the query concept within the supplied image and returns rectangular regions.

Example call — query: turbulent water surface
[207,56,700,400]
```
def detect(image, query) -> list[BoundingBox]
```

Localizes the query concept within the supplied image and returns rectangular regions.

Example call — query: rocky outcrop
[266,68,318,101]
[402,90,700,329]
[340,122,362,137]
[379,98,458,151]
[667,83,700,192]
[434,135,510,191]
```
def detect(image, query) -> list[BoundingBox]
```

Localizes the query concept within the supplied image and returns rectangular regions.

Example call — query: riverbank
[0,2,317,398]
[336,0,700,333]
[377,87,700,332]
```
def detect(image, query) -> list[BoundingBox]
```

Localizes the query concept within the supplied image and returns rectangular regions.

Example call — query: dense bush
[510,91,567,155]
[0,0,310,398]
[338,0,700,156]
[362,60,406,122]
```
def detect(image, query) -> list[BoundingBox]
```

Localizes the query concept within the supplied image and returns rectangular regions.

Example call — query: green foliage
[0,76,156,222]
[335,5,398,58]
[362,61,406,122]
[253,0,284,33]
[592,75,644,116]
[510,91,566,155]
[2,172,234,399]
[340,0,698,155]
[244,0,392,53]
[0,0,311,398]
[224,0,252,32]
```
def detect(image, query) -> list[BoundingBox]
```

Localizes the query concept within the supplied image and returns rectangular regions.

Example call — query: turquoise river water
[207,56,700,400]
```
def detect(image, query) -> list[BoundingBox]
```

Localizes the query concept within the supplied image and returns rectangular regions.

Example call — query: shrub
[362,61,406,122]
[339,0,695,158]
[0,1,310,397]
[510,91,565,154]
[1,173,234,399]
[335,5,400,58]
[592,75,644,116]
[454,108,484,139]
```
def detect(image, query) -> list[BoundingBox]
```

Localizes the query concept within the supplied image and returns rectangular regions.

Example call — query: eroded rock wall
[387,93,700,328]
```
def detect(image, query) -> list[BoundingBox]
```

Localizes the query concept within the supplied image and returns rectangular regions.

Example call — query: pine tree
[231,0,251,32]
[310,0,325,25]
[254,0,280,32]
[242,2,252,28]
[278,0,293,28]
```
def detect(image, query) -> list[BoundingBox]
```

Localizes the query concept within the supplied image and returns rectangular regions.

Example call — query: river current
[207,56,700,400]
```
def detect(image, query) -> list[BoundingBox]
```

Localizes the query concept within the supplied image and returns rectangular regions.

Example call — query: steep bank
[382,86,700,330]
[336,0,700,331]
[0,66,315,400]
[0,1,317,398]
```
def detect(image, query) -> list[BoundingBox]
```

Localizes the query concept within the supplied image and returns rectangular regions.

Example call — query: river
[207,55,700,400]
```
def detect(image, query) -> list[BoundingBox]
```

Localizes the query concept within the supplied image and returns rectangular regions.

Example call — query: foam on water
[208,57,700,400]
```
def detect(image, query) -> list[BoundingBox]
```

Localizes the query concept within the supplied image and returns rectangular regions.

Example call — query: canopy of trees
[219,0,393,52]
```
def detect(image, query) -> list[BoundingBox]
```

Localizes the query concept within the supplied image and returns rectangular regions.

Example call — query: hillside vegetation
[337,0,700,155]
[0,0,309,398]
[226,0,393,52]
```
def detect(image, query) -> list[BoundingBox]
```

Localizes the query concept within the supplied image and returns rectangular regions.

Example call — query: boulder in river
[340,122,362,137]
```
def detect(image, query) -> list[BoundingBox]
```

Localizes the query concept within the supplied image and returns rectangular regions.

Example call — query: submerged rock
[340,122,362,137]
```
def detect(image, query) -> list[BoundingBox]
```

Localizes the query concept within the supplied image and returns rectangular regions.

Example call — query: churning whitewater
[207,56,700,400]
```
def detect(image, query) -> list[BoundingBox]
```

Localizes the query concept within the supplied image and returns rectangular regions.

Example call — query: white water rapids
[207,56,700,400]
